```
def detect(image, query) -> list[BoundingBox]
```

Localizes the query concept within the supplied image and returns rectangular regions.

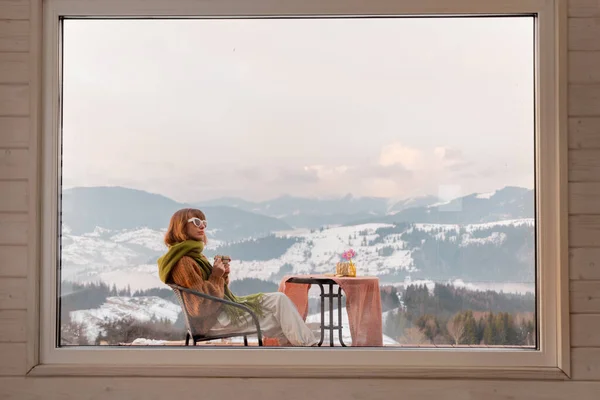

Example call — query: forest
[60,280,535,347]
[383,284,535,346]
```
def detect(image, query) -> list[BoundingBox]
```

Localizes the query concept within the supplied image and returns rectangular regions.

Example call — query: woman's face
[185,217,207,243]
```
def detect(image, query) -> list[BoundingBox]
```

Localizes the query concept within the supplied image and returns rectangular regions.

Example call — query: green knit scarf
[157,240,264,326]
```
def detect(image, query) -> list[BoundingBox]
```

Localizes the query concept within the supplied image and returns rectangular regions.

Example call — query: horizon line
[61,184,535,204]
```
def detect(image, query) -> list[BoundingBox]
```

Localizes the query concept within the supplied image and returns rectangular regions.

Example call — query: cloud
[236,166,265,181]
[433,146,473,171]
[378,143,423,170]
[265,166,321,186]
[434,146,463,161]
[302,164,349,180]
[354,163,412,180]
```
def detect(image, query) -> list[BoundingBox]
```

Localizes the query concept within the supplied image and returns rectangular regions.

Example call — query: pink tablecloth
[278,275,383,347]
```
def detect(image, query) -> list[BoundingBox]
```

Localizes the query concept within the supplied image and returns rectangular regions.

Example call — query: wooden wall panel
[0,0,598,395]
[572,348,600,380]
[570,248,600,280]
[569,84,600,116]
[0,0,30,20]
[0,213,27,244]
[0,117,28,148]
[0,245,27,277]
[0,20,29,53]
[569,117,600,149]
[0,181,28,212]
[569,18,600,50]
[570,149,600,181]
[570,182,600,213]
[0,277,27,309]
[571,314,600,347]
[0,149,28,179]
[2,378,600,400]
[0,85,28,115]
[0,53,28,83]
[569,0,600,18]
[0,310,26,342]
[0,344,26,376]
[570,215,600,247]
[570,281,600,313]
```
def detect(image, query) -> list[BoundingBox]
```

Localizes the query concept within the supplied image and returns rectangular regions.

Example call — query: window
[38,0,568,378]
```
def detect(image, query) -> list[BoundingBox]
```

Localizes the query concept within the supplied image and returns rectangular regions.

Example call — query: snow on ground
[466,218,534,230]
[414,218,533,233]
[449,279,534,294]
[460,231,507,247]
[225,307,399,346]
[229,223,409,281]
[110,228,168,252]
[392,277,534,295]
[70,296,181,343]
[61,218,534,291]
[81,268,164,292]
[476,191,496,199]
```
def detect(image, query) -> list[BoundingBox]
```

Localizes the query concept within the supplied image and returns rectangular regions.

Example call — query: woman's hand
[212,258,227,278]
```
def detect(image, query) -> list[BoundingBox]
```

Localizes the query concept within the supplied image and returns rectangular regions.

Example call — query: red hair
[164,208,206,247]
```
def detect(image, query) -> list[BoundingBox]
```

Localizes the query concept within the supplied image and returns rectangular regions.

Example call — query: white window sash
[37,0,569,379]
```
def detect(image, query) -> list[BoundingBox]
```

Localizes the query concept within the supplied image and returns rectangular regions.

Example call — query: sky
[61,17,534,203]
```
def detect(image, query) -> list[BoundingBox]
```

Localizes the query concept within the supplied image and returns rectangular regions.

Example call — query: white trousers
[208,292,318,346]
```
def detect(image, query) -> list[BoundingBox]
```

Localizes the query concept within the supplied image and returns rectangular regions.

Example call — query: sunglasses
[187,217,208,229]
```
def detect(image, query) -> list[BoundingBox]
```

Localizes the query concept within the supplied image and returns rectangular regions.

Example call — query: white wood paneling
[0,53,28,84]
[572,348,600,380]
[0,310,26,342]
[0,245,27,277]
[0,213,27,244]
[569,150,600,181]
[0,181,28,212]
[0,0,597,395]
[569,18,600,50]
[0,85,28,115]
[570,215,600,246]
[571,314,600,347]
[569,0,600,18]
[0,0,30,20]
[569,84,600,116]
[570,248,600,280]
[2,378,600,400]
[0,344,26,376]
[0,20,28,52]
[0,277,27,309]
[570,281,600,313]
[569,52,600,83]
[570,182,600,213]
[0,149,28,180]
[569,118,600,149]
[0,117,28,148]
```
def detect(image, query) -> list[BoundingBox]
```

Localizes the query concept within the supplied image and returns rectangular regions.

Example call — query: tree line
[384,283,535,346]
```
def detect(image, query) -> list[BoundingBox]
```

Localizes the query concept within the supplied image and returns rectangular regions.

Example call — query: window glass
[59,17,536,349]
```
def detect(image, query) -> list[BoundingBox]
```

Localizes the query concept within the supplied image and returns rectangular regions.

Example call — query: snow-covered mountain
[61,218,534,291]
[62,186,291,240]
[59,185,535,345]
[70,296,181,343]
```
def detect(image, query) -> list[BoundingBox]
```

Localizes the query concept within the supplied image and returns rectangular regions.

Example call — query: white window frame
[32,0,569,379]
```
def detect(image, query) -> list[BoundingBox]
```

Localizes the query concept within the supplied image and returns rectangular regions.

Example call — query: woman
[157,208,318,347]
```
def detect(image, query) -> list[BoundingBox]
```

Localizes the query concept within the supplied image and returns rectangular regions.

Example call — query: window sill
[27,364,569,380]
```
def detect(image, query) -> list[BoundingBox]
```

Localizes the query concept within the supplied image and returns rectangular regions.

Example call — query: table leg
[337,286,347,347]
[317,283,325,347]
[329,282,334,347]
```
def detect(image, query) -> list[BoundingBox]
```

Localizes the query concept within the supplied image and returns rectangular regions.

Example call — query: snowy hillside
[61,218,534,291]
[70,296,181,343]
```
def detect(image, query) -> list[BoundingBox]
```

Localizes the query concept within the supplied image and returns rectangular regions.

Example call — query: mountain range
[59,185,536,345]
[63,185,533,239]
